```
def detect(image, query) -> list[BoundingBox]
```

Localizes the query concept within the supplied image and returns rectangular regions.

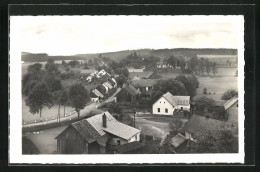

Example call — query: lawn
[25,125,67,154]
[22,97,75,124]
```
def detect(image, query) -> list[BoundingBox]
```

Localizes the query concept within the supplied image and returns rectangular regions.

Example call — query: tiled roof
[162,92,190,106]
[223,96,238,110]
[171,133,186,148]
[103,82,113,89]
[123,84,140,96]
[128,71,154,79]
[131,79,157,88]
[114,141,144,153]
[87,112,140,140]
[92,89,104,98]
[181,115,232,137]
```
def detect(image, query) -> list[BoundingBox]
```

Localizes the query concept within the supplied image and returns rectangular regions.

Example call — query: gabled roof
[56,111,140,146]
[128,71,154,79]
[122,84,140,96]
[181,115,232,137]
[103,82,113,89]
[223,96,238,110]
[131,79,157,88]
[87,112,140,140]
[92,89,104,98]
[162,92,190,106]
[171,133,186,148]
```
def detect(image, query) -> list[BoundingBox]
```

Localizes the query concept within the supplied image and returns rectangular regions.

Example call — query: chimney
[102,113,107,128]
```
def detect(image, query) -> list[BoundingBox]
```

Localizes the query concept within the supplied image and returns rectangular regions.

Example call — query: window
[165,108,168,113]
[117,140,121,145]
[181,107,183,111]
[158,108,160,112]
[164,102,165,104]
[160,101,161,103]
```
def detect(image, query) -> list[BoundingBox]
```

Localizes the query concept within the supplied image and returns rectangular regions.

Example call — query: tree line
[22,59,89,122]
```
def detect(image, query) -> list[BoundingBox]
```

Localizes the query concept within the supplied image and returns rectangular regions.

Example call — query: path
[23,88,121,131]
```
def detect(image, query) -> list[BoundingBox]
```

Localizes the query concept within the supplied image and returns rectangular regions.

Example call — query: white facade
[108,133,140,146]
[152,97,190,115]
[102,84,109,93]
[152,97,175,115]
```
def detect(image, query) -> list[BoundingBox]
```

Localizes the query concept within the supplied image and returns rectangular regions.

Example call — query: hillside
[22,48,237,62]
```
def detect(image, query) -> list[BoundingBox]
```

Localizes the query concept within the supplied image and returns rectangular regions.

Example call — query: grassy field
[158,67,237,101]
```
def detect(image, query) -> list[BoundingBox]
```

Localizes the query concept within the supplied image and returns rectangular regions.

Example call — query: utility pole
[133,108,136,128]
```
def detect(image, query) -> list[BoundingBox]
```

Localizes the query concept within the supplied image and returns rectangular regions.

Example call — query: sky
[11,15,243,56]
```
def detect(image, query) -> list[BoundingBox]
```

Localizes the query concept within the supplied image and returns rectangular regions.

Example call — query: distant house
[96,84,107,95]
[131,79,157,96]
[90,89,104,102]
[128,71,156,80]
[224,96,238,124]
[56,111,141,154]
[115,83,140,103]
[171,133,187,148]
[181,114,232,140]
[127,67,145,73]
[152,92,190,115]
[103,81,113,90]
[108,78,117,88]
[156,62,173,69]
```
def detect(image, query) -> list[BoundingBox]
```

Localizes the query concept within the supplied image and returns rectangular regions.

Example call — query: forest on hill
[22,48,237,62]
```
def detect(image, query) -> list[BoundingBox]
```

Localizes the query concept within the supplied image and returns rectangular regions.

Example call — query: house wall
[128,133,140,142]
[227,101,238,124]
[176,104,190,111]
[91,97,99,102]
[152,97,175,115]
[57,126,87,154]
[108,137,128,146]
[185,131,192,139]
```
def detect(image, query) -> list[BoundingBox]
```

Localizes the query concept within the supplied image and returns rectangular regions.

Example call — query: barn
[152,92,190,116]
[56,111,141,154]
[115,83,140,103]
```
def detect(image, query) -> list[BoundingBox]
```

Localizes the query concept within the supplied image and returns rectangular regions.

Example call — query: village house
[90,89,104,102]
[128,71,157,80]
[181,114,233,140]
[127,67,145,73]
[115,83,140,103]
[152,92,190,116]
[156,62,173,69]
[130,79,157,97]
[56,111,141,154]
[103,81,113,90]
[108,78,117,88]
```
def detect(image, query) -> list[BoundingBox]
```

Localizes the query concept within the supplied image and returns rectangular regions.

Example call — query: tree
[166,56,177,69]
[221,89,238,100]
[27,63,42,74]
[175,75,197,98]
[115,68,129,77]
[69,84,89,118]
[45,59,59,74]
[212,62,217,77]
[203,88,207,95]
[205,59,211,76]
[44,74,62,93]
[194,96,215,112]
[188,56,198,74]
[116,74,127,88]
[65,66,70,73]
[187,130,238,153]
[107,102,122,120]
[169,119,184,132]
[25,82,53,119]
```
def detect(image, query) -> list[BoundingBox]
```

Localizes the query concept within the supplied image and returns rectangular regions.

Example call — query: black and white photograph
[9,15,244,164]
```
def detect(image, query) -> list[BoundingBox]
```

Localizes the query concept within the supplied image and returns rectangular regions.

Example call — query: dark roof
[114,141,145,153]
[128,71,154,79]
[182,115,232,137]
[56,119,107,146]
[171,133,187,148]
[115,84,140,97]
[131,79,157,88]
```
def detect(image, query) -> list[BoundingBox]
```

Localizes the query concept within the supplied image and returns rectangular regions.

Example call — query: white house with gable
[152,92,190,115]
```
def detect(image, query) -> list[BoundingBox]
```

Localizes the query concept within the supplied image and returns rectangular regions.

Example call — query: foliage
[45,59,59,74]
[168,118,184,132]
[27,63,42,74]
[188,130,238,153]
[221,89,238,100]
[68,60,80,68]
[25,82,53,118]
[194,96,216,111]
[44,74,62,93]
[116,74,127,88]
[203,88,207,95]
[175,75,197,98]
[114,68,129,77]
[69,83,89,118]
